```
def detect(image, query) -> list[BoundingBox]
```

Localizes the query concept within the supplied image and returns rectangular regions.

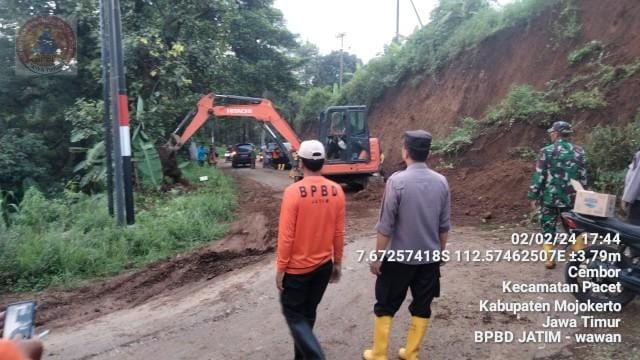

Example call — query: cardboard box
[570,180,616,217]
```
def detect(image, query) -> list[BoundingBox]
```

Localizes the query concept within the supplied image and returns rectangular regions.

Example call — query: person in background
[251,145,258,169]
[272,147,282,170]
[379,149,386,182]
[276,140,345,360]
[208,145,218,167]
[527,121,587,269]
[196,144,207,167]
[622,149,640,225]
[0,311,43,360]
[363,130,450,360]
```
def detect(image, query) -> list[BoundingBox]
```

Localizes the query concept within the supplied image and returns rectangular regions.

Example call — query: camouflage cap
[547,121,573,135]
[404,130,432,150]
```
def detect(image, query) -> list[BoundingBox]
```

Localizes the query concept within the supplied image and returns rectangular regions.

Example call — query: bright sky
[274,0,513,63]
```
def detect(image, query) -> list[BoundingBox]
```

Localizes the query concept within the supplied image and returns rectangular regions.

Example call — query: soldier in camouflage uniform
[527,121,587,269]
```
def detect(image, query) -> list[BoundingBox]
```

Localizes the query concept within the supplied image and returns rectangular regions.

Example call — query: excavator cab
[319,106,370,164]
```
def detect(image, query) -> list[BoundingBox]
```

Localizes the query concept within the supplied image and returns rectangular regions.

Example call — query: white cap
[298,140,325,160]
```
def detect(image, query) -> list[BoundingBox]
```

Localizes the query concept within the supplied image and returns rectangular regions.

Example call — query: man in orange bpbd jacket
[276,139,346,360]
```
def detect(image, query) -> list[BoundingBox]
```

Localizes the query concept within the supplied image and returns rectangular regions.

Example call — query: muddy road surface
[10,164,640,359]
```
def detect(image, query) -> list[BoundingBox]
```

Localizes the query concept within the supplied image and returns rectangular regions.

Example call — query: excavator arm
[170,93,301,153]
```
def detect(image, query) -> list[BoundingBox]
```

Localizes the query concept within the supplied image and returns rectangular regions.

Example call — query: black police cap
[404,130,432,150]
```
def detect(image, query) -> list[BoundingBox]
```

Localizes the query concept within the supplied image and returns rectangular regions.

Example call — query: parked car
[231,143,256,168]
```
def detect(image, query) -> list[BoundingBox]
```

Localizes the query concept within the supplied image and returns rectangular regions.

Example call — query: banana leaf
[132,124,163,190]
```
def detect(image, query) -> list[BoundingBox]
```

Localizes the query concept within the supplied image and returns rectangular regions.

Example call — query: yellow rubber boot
[363,316,393,360]
[571,233,587,253]
[543,243,556,269]
[398,316,430,360]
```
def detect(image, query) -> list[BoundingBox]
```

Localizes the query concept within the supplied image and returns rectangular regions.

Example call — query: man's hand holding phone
[0,305,44,360]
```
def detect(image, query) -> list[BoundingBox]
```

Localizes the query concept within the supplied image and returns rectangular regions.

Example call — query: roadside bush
[486,85,560,125]
[432,117,479,155]
[583,119,640,194]
[567,40,603,66]
[0,130,52,197]
[0,165,236,291]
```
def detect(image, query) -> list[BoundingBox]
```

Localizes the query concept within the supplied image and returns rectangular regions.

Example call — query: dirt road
[36,165,640,359]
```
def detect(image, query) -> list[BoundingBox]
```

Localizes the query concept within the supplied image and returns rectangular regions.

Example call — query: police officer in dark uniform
[363,130,451,360]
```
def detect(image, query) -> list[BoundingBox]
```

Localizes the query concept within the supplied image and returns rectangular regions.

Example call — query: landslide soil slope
[369,0,640,223]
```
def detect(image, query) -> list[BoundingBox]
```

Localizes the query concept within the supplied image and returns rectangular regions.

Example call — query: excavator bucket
[156,144,188,186]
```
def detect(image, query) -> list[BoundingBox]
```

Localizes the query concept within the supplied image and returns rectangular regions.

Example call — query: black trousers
[628,201,640,225]
[374,261,440,318]
[280,261,333,360]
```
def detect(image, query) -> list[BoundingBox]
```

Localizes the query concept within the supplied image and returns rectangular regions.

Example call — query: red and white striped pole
[108,0,134,225]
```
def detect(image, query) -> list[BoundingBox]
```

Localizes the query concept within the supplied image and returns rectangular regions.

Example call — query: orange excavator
[166,93,381,188]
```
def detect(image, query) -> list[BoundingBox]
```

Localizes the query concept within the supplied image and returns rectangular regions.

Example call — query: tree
[0,0,303,196]
[312,51,362,87]
[427,0,491,51]
[295,87,333,132]
[0,130,51,195]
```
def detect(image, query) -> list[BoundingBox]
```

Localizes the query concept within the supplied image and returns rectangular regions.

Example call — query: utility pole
[336,32,346,88]
[101,0,125,225]
[103,0,134,225]
[99,0,114,216]
[395,0,400,43]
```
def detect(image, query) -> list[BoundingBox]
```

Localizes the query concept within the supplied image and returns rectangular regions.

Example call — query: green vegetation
[509,146,538,161]
[0,190,18,231]
[0,165,236,292]
[432,117,479,155]
[335,0,568,107]
[0,0,307,199]
[567,88,608,110]
[432,51,639,157]
[583,114,640,194]
[294,87,334,132]
[486,85,560,125]
[434,50,639,158]
[568,40,603,66]
[620,60,640,80]
[553,0,581,40]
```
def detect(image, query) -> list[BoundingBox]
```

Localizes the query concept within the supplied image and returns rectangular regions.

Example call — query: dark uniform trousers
[374,261,440,318]
[280,260,333,360]
[629,201,640,225]
[540,206,570,234]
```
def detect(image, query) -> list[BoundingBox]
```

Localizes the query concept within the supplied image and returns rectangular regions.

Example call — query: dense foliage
[0,165,235,291]
[0,0,293,196]
[583,117,640,194]
[334,0,567,107]
[0,0,365,196]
